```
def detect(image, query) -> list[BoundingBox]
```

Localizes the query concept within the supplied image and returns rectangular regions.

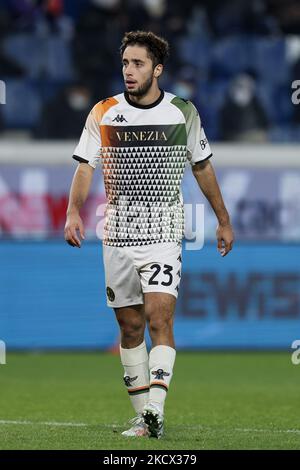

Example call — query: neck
[128,84,161,107]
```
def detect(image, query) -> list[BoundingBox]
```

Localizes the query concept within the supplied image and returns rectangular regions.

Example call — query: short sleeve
[186,103,212,166]
[72,106,101,168]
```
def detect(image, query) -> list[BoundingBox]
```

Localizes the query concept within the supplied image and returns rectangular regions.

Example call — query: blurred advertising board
[0,242,299,350]
[0,164,300,240]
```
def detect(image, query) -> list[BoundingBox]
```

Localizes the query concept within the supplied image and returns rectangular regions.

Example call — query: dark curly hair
[120,31,169,68]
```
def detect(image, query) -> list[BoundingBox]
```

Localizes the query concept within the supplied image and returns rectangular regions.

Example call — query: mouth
[125,80,137,89]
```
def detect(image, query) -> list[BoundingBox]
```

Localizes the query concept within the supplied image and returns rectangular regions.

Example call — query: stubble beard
[127,74,154,97]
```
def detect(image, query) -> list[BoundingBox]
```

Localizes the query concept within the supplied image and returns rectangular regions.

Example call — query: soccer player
[64,31,234,439]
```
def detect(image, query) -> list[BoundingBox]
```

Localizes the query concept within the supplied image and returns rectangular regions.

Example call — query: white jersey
[73,90,212,246]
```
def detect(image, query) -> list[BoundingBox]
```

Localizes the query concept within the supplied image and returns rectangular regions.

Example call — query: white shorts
[103,242,182,308]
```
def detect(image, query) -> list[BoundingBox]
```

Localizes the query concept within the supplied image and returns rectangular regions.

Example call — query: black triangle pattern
[101,145,187,246]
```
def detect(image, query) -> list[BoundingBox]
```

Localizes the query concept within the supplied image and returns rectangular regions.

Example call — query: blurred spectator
[206,0,276,36]
[34,83,92,139]
[0,6,25,77]
[40,0,73,37]
[219,73,269,142]
[0,3,13,35]
[266,0,300,35]
[0,0,298,141]
[171,65,199,105]
[0,45,25,77]
[7,0,73,36]
[141,0,190,38]
[139,0,190,72]
[72,0,122,99]
[4,0,39,32]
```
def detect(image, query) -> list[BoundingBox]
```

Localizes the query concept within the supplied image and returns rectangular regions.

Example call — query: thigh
[144,292,177,320]
[114,304,146,330]
[103,244,144,308]
[144,292,177,347]
[139,242,182,299]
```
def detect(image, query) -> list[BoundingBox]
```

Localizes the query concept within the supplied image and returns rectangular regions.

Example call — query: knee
[118,317,144,340]
[147,311,173,336]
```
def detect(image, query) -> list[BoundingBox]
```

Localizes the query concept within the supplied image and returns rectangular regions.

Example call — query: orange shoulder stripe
[92,97,119,123]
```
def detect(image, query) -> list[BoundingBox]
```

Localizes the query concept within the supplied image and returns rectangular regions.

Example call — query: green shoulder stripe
[170,97,196,130]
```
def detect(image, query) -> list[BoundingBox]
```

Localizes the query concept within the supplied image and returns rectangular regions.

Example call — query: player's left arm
[186,101,234,257]
[192,159,234,257]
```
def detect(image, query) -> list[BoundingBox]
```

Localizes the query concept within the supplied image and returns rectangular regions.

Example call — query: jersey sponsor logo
[123,375,138,387]
[112,114,128,123]
[151,369,170,380]
[115,130,167,143]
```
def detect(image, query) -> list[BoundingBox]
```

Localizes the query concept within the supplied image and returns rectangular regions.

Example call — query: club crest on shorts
[106,286,115,302]
[151,368,170,380]
[123,375,138,387]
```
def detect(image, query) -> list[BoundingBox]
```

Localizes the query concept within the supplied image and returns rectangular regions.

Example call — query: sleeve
[72,106,101,168]
[186,102,212,166]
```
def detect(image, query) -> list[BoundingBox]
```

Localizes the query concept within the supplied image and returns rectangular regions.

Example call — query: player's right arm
[64,104,102,248]
[64,163,94,247]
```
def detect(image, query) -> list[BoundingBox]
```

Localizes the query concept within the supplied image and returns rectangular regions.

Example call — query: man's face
[122,45,157,97]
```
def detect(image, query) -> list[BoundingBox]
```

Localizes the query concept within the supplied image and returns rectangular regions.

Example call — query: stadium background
[0,0,300,352]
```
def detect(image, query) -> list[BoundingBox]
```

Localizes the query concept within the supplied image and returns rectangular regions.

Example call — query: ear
[154,64,163,78]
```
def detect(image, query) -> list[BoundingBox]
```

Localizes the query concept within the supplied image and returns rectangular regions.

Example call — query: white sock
[120,340,149,415]
[149,345,176,415]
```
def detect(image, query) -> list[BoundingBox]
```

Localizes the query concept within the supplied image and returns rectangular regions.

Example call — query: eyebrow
[123,58,145,64]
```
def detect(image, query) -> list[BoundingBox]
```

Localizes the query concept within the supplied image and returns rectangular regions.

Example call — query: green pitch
[0,352,299,450]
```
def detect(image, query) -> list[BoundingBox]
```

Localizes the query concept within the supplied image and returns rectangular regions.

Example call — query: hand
[216,222,234,257]
[64,212,85,248]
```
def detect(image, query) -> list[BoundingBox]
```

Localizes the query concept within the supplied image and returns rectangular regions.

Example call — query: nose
[124,63,134,77]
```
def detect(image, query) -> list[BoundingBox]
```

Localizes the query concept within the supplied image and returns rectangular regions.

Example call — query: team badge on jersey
[106,286,115,302]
